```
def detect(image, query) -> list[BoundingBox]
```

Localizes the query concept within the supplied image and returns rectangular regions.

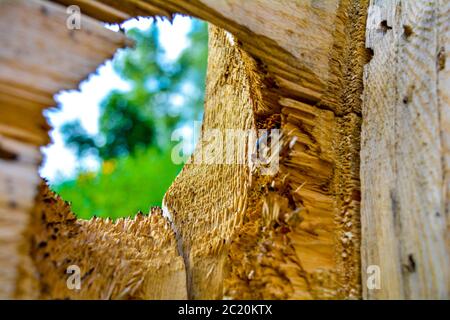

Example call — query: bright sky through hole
[40,16,193,183]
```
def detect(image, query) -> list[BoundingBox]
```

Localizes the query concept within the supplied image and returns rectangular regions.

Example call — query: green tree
[55,18,208,219]
[62,18,208,160]
[54,148,182,219]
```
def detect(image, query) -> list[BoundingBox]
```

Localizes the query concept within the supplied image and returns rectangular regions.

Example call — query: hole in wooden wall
[0,146,18,161]
[403,25,413,39]
[40,16,208,219]
[379,20,392,34]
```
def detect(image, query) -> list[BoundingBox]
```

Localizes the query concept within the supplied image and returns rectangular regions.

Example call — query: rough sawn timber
[12,0,450,300]
[361,0,450,299]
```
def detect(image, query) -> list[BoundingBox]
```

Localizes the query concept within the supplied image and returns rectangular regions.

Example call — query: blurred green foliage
[53,147,182,219]
[54,18,208,219]
[62,18,208,159]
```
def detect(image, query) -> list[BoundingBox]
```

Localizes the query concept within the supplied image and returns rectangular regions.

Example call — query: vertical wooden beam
[0,0,129,299]
[163,1,369,299]
[361,0,449,299]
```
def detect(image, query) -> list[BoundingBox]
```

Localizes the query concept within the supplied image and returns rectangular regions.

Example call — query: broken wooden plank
[52,0,359,113]
[164,0,369,298]
[0,0,130,145]
[25,183,187,299]
[53,0,132,23]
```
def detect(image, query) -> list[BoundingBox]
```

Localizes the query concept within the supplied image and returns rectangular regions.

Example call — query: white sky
[40,16,193,183]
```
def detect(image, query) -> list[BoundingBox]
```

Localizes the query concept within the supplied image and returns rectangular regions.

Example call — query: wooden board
[162,1,369,299]
[361,0,450,299]
[52,0,362,114]
[10,0,450,300]
[47,0,369,299]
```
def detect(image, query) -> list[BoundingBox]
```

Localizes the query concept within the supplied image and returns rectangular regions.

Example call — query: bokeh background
[40,17,208,219]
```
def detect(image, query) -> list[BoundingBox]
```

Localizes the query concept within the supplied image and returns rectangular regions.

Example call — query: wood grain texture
[163,2,369,299]
[1,0,372,299]
[45,0,369,299]
[361,0,450,299]
[0,0,129,299]
[53,0,358,113]
[0,0,130,145]
[163,26,256,299]
[29,183,187,299]
[53,0,132,23]
[437,1,450,293]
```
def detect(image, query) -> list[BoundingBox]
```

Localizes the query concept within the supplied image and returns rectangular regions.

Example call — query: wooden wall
[361,0,449,299]
[0,0,448,299]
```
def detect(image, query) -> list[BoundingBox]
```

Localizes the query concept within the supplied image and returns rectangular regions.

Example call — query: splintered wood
[0,0,370,299]
[53,0,346,109]
[163,26,255,299]
[361,0,450,299]
[2,0,447,300]
[25,183,186,299]
[164,1,369,299]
